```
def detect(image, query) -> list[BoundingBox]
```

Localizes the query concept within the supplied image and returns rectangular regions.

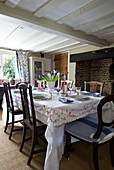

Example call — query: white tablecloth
[2,89,114,170]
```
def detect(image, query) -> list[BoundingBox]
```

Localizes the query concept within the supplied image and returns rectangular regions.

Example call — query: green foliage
[40,70,64,81]
[3,58,15,79]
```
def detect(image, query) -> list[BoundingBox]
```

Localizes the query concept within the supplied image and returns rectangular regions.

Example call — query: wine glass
[76,87,81,95]
[68,83,73,94]
[57,88,61,94]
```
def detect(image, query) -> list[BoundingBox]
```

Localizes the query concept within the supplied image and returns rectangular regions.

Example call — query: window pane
[2,54,16,79]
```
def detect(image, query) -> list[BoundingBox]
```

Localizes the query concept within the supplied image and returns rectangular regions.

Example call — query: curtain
[17,51,29,82]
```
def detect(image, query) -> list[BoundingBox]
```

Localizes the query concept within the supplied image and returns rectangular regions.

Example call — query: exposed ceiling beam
[57,0,108,24]
[8,31,42,48]
[99,32,114,38]
[5,0,21,8]
[34,0,66,17]
[0,3,109,47]
[91,24,114,33]
[44,40,80,52]
[31,37,69,51]
[48,44,88,54]
[91,23,114,34]
[74,11,114,30]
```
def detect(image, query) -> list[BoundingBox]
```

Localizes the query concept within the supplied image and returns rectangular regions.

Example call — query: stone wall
[75,58,114,95]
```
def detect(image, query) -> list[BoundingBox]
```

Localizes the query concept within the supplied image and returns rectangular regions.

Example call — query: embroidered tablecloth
[5,89,113,170]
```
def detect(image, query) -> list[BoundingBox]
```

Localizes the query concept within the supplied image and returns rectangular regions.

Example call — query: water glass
[76,87,81,95]
[68,83,73,93]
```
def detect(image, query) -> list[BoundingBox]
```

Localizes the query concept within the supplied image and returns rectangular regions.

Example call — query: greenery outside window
[0,50,19,80]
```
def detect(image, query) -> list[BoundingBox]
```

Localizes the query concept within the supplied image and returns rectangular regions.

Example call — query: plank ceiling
[0,0,114,54]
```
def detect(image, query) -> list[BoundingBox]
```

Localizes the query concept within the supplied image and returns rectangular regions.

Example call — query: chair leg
[27,131,36,165]
[20,123,26,152]
[65,133,71,159]
[110,137,114,167]
[4,110,9,133]
[9,114,14,140]
[93,143,99,170]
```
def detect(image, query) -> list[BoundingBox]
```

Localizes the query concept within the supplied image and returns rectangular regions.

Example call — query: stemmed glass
[57,88,60,94]
[68,83,73,94]
[76,87,81,95]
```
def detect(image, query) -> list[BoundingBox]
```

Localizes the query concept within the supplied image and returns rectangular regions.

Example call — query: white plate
[80,91,90,94]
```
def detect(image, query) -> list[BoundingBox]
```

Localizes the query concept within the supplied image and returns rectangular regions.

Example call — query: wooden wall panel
[55,53,68,79]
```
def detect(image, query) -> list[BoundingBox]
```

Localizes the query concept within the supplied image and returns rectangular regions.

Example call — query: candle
[58,73,60,88]
[43,81,45,88]
[64,75,66,80]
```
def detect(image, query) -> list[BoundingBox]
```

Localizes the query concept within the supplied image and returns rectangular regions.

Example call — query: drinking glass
[68,83,73,94]
[57,88,61,95]
[76,87,81,95]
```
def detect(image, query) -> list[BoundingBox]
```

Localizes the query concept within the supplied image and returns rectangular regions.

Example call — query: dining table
[2,88,114,170]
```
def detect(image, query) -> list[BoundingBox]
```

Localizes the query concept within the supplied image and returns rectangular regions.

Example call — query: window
[0,50,19,80]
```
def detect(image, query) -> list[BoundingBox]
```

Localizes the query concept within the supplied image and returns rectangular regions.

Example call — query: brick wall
[75,58,114,95]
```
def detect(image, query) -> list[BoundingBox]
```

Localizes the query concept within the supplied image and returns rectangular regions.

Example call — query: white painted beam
[45,43,87,54]
[31,37,69,51]
[34,0,66,17]
[5,0,21,8]
[90,24,114,34]
[74,11,114,31]
[0,3,109,46]
[43,40,80,52]
[57,0,109,24]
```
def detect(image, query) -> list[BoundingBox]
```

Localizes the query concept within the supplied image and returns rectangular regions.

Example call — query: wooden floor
[0,109,114,170]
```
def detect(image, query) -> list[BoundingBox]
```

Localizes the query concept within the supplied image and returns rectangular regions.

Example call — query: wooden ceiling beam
[5,0,21,8]
[34,0,66,17]
[57,0,108,24]
[0,3,109,47]
[74,11,114,31]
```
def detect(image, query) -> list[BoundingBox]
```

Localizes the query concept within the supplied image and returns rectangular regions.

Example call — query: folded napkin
[88,93,101,97]
[58,97,74,103]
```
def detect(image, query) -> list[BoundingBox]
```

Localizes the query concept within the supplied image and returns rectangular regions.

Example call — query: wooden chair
[3,82,23,140]
[16,81,29,89]
[19,83,47,165]
[84,81,103,94]
[65,94,114,170]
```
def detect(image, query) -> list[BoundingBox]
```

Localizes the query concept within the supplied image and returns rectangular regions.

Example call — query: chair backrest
[16,82,29,89]
[19,83,36,128]
[84,81,103,94]
[93,94,114,139]
[3,82,14,112]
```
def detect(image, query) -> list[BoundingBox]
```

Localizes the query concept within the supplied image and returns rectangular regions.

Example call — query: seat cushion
[65,116,114,144]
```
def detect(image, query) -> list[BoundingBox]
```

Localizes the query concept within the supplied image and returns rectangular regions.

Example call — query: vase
[47,81,55,90]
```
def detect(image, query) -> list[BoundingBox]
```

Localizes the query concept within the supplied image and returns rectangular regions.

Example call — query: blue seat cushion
[65,116,114,143]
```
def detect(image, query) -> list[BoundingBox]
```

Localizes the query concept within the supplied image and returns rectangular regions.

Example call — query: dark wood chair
[19,83,47,165]
[16,81,29,89]
[65,95,114,170]
[84,81,103,95]
[3,82,23,140]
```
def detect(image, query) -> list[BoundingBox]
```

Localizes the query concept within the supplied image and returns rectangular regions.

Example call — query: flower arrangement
[39,70,64,81]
